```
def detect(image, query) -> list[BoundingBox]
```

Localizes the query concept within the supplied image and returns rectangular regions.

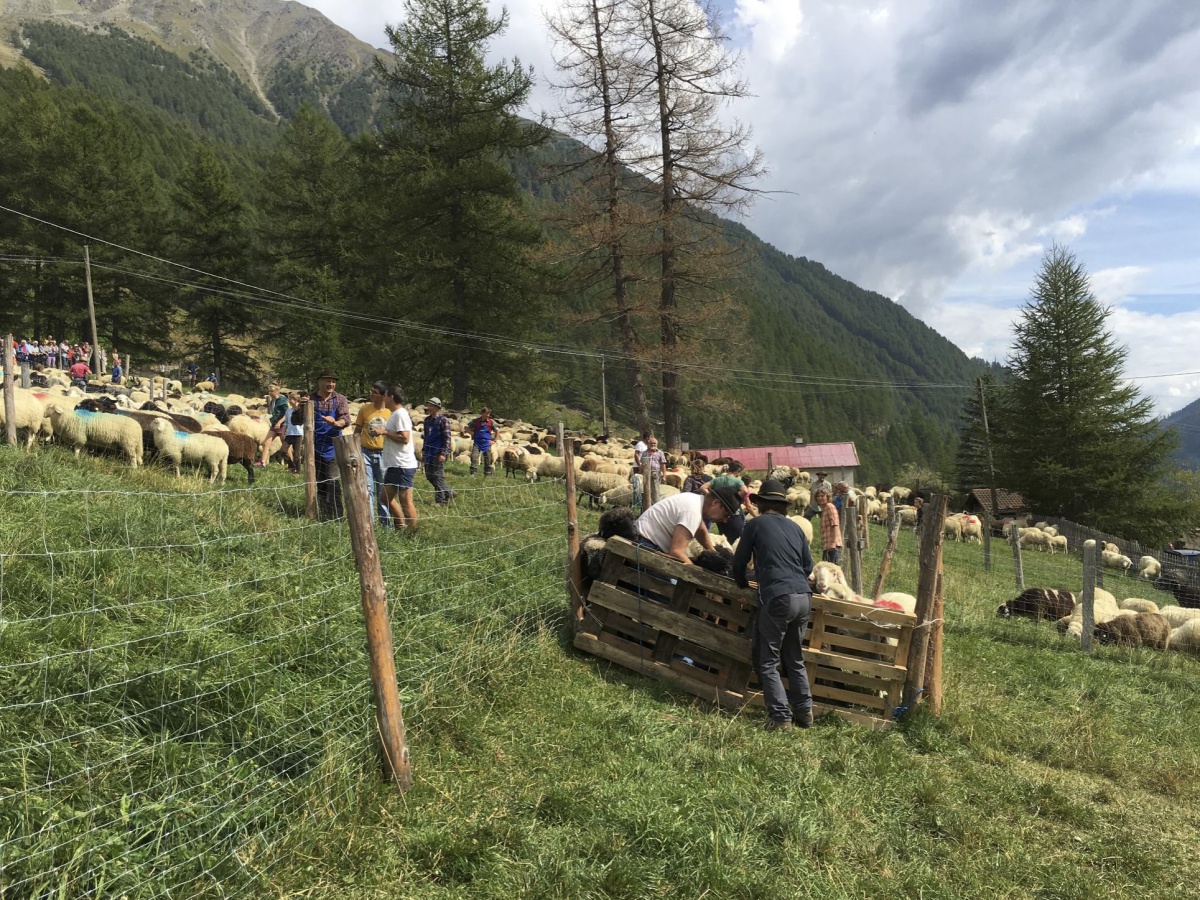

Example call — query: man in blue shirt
[422,397,456,505]
[298,370,349,520]
[467,406,497,476]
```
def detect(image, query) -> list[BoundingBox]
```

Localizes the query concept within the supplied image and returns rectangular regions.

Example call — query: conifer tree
[374,0,550,409]
[998,245,1187,541]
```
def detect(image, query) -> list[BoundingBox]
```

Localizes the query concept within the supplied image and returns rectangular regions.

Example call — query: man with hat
[298,370,349,519]
[732,479,815,732]
[421,397,455,505]
[634,483,741,564]
[811,471,833,502]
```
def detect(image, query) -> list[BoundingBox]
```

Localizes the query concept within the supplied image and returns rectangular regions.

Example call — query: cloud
[1090,265,1151,307]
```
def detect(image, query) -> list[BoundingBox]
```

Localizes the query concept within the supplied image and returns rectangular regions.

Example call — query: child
[283,391,305,474]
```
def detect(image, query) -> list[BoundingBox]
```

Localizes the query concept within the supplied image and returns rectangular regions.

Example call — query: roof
[969,488,1029,517]
[694,442,860,472]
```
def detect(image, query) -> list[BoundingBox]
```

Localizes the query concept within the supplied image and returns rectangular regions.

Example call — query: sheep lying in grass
[150,418,228,482]
[1056,587,1120,638]
[997,588,1076,622]
[1119,598,1159,614]
[1157,606,1200,629]
[1138,556,1161,580]
[1094,612,1172,650]
[1101,549,1133,572]
[0,389,46,448]
[1168,620,1200,653]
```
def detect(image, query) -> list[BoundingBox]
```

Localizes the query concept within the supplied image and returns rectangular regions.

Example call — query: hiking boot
[764,718,793,733]
[793,708,814,729]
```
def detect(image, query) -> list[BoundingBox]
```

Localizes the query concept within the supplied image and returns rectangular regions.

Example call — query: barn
[694,442,861,486]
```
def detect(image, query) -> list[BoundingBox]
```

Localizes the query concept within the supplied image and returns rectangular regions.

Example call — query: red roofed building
[694,442,861,485]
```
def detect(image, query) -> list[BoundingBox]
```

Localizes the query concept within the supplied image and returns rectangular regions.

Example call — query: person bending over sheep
[732,479,815,733]
[633,484,740,564]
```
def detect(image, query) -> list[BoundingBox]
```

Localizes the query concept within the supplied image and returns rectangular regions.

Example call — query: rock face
[0,0,384,117]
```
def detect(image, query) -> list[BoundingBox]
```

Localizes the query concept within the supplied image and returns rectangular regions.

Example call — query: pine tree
[998,245,1187,541]
[374,0,550,409]
[954,374,1001,494]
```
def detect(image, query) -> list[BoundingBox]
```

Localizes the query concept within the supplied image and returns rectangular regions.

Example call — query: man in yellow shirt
[355,381,392,526]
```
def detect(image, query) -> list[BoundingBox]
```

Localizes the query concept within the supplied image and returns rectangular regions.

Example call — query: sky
[300,0,1200,416]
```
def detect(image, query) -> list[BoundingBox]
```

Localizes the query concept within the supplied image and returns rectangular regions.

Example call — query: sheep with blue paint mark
[150,418,228,482]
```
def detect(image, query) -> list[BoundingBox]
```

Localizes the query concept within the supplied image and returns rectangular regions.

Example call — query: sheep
[811,561,847,594]
[46,405,143,466]
[227,413,270,445]
[898,506,917,526]
[45,403,89,455]
[997,588,1076,622]
[1049,535,1068,553]
[1095,612,1172,650]
[533,455,569,482]
[0,389,47,448]
[1157,606,1200,629]
[889,486,912,502]
[958,515,983,544]
[1138,556,1161,580]
[1019,528,1052,552]
[575,471,630,507]
[1100,549,1132,572]
[1119,598,1158,614]
[598,483,680,507]
[1168,620,1200,653]
[786,487,810,514]
[943,517,962,542]
[502,446,535,479]
[207,430,257,484]
[1056,587,1120,638]
[786,515,814,543]
[875,592,918,615]
[1103,542,1120,554]
[149,418,228,482]
[192,381,216,393]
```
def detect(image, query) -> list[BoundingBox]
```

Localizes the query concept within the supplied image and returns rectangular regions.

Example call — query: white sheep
[1169,620,1200,653]
[786,514,814,543]
[0,389,46,448]
[227,413,269,445]
[575,471,630,505]
[1056,587,1120,638]
[150,418,228,482]
[1119,598,1159,614]
[1138,556,1161,580]
[889,486,912,502]
[1100,550,1132,572]
[1019,528,1052,552]
[943,517,963,542]
[1157,606,1200,629]
[1049,535,1068,553]
[811,561,847,594]
[46,405,143,466]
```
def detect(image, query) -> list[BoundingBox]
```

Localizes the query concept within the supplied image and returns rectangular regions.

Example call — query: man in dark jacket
[732,479,815,733]
[422,397,456,505]
[298,370,349,520]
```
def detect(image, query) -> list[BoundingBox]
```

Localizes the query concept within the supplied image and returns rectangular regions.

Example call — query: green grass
[2,446,1199,898]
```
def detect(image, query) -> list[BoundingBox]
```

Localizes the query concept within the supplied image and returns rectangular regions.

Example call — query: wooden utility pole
[84,246,101,374]
[1009,522,1024,591]
[303,399,317,519]
[871,495,901,601]
[902,494,948,712]
[600,356,609,438]
[1081,541,1097,653]
[982,509,992,572]
[3,334,16,447]
[560,423,584,627]
[978,376,1000,572]
[333,434,412,790]
[845,497,862,595]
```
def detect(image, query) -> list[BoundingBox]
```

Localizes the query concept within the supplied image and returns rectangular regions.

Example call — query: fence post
[20,360,30,390]
[845,497,862,595]
[559,422,584,628]
[767,451,773,474]
[333,433,412,790]
[641,450,653,510]
[1009,522,1024,591]
[861,499,870,550]
[903,494,948,712]
[923,553,945,715]
[3,335,15,447]
[303,398,317,519]
[870,495,901,601]
[982,509,992,571]
[1081,540,1097,653]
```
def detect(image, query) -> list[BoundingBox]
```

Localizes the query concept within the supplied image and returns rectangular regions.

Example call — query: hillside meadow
[1,445,1199,898]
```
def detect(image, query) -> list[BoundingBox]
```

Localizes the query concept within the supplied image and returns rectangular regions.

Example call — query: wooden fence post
[923,556,945,715]
[333,434,412,790]
[902,494,948,712]
[20,360,30,390]
[767,451,773,473]
[1009,522,1024,591]
[982,509,992,571]
[559,423,584,628]
[861,499,870,550]
[303,398,317,519]
[3,335,15,447]
[1081,540,1097,653]
[871,495,901,601]
[641,450,653,510]
[845,497,862,595]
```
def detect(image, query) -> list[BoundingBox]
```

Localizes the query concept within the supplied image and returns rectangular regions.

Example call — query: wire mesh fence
[0,465,571,897]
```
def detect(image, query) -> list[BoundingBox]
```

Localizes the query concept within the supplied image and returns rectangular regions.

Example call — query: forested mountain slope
[1163,399,1200,469]
[0,8,990,479]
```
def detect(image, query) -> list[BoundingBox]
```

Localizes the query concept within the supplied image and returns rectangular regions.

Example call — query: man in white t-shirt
[634,484,741,563]
[381,385,419,531]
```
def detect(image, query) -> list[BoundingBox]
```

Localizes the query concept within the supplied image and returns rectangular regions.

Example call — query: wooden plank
[574,632,746,708]
[591,607,660,647]
[810,682,887,711]
[686,592,753,630]
[812,702,894,730]
[587,581,752,660]
[817,632,901,661]
[804,648,906,681]
[807,608,828,651]
[651,580,698,663]
[812,594,916,628]
[604,537,757,602]
[808,663,891,693]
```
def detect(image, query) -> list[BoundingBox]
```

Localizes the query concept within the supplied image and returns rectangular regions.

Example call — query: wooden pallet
[574,537,916,728]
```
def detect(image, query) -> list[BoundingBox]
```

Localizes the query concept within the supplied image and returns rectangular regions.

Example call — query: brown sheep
[1094,615,1142,648]
[1132,612,1172,650]
[208,430,258,484]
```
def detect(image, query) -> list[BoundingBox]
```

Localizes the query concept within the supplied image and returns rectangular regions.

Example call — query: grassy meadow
[1,444,1199,898]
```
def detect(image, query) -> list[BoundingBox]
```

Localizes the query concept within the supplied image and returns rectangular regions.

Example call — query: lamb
[958,514,983,544]
[1168,620,1200,653]
[997,588,1076,622]
[0,389,47,448]
[1138,556,1161,580]
[1056,587,1120,638]
[149,418,228,482]
[1100,549,1132,572]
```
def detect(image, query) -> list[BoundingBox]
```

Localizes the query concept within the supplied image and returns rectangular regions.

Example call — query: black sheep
[997,588,1076,622]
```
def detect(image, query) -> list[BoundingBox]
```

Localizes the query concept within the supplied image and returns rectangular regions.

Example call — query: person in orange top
[817,488,842,564]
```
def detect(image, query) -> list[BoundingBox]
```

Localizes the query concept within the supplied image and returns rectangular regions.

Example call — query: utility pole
[978,377,1000,569]
[600,355,609,438]
[84,246,101,374]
